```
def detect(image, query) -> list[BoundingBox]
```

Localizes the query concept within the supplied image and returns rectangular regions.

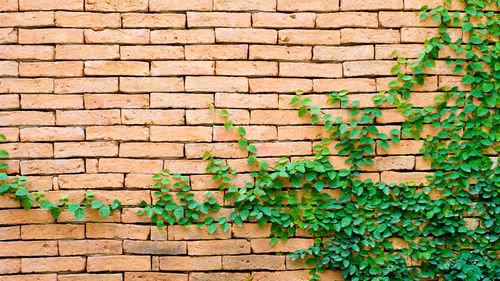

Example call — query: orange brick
[149,0,213,11]
[189,240,249,255]
[0,241,57,257]
[377,76,438,91]
[54,142,118,158]
[0,111,53,127]
[251,238,314,253]
[84,94,148,109]
[185,143,247,158]
[279,29,340,45]
[58,173,123,189]
[361,156,415,171]
[85,0,147,11]
[185,44,248,60]
[19,61,82,77]
[20,159,84,175]
[186,109,249,125]
[120,77,184,93]
[55,77,118,93]
[121,45,184,60]
[0,128,19,142]
[191,273,250,281]
[125,273,187,281]
[315,45,375,61]
[159,256,221,271]
[124,240,186,255]
[1,0,18,11]
[85,29,149,44]
[0,78,53,93]
[381,171,432,185]
[401,27,462,43]
[86,126,149,141]
[150,126,212,142]
[375,44,424,59]
[379,11,439,27]
[404,0,466,10]
[163,159,211,174]
[122,109,185,125]
[99,158,163,173]
[249,78,312,93]
[21,94,82,110]
[151,30,214,44]
[55,11,120,28]
[120,142,184,158]
[343,60,397,77]
[19,0,82,11]
[57,274,122,281]
[0,210,53,225]
[316,12,378,27]
[377,140,424,155]
[21,257,85,273]
[124,174,157,189]
[0,275,57,281]
[253,12,315,28]
[341,0,403,10]
[0,45,53,60]
[254,142,312,156]
[214,0,276,11]
[87,256,151,272]
[232,223,271,238]
[277,0,339,11]
[59,240,122,256]
[86,223,149,240]
[313,78,376,92]
[0,12,54,27]
[85,61,149,76]
[213,125,277,141]
[280,62,342,77]
[56,109,120,125]
[0,94,18,109]
[0,259,20,274]
[151,61,214,76]
[185,76,248,92]
[169,224,230,240]
[188,12,250,27]
[251,110,311,125]
[216,61,277,76]
[0,143,52,158]
[151,93,213,109]
[122,13,185,28]
[250,45,311,60]
[341,28,400,43]
[0,27,16,43]
[215,93,278,108]
[215,28,277,44]
[19,28,83,44]
[223,255,285,270]
[55,44,118,60]
[253,270,344,281]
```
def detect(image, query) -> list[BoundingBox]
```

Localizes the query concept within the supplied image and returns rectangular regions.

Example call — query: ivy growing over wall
[0,0,498,280]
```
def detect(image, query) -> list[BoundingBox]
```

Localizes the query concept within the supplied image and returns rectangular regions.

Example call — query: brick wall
[0,0,472,280]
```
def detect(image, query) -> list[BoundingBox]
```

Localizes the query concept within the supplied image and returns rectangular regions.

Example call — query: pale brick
[159,256,221,271]
[85,61,149,76]
[124,240,186,255]
[125,272,187,281]
[381,171,432,185]
[375,44,424,59]
[150,126,212,142]
[254,142,311,156]
[250,45,311,60]
[85,29,149,44]
[186,44,247,60]
[56,45,119,60]
[188,12,250,27]
[20,159,84,174]
[122,110,185,125]
[343,60,397,76]
[0,210,54,225]
[214,0,276,11]
[377,140,424,155]
[216,28,277,44]
[84,94,149,109]
[120,143,184,158]
[21,257,85,273]
[249,78,312,93]
[99,158,163,173]
[253,12,315,28]
[151,30,214,44]
[401,27,462,43]
[125,174,157,189]
[253,270,344,281]
[85,0,148,11]
[0,28,16,43]
[87,256,151,272]
[19,0,83,11]
[87,126,147,141]
[0,241,58,257]
[121,46,184,60]
[251,238,314,253]
[213,126,277,141]
[0,94,18,109]
[341,0,403,10]
[149,0,213,11]
[168,224,230,240]
[151,93,213,109]
[186,143,247,158]
[190,273,249,281]
[55,78,118,93]
[0,275,56,281]
[379,11,439,27]
[0,78,53,93]
[313,78,376,92]
[341,28,400,44]
[0,0,18,11]
[0,111,54,126]
[0,45,54,60]
[188,109,250,124]
[189,240,250,255]
[19,28,82,44]
[0,12,54,27]
[0,143,53,158]
[361,156,415,171]
[55,12,120,28]
[377,76,438,91]
[0,128,19,142]
[404,0,466,10]
[278,0,339,11]
[86,223,149,240]
[54,142,118,158]
[56,109,120,125]
[123,13,185,28]
[185,76,248,92]
[59,240,122,256]
[0,259,20,274]
[215,93,278,108]
[58,174,123,189]
[120,77,184,93]
[216,61,277,76]
[278,29,340,45]
[57,274,122,281]
[223,255,285,270]
[316,12,377,28]
[0,61,16,76]
[152,61,214,76]
[19,61,82,77]
[280,62,342,77]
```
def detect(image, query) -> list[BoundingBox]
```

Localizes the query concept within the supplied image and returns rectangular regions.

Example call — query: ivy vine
[0,0,498,280]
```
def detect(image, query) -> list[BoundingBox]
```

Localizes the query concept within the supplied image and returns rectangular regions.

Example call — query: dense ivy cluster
[0,0,498,280]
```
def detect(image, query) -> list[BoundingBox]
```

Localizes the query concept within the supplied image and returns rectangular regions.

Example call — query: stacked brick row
[0,0,488,280]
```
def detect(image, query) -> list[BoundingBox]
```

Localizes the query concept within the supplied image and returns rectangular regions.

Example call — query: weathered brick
[121,45,184,60]
[19,0,82,11]
[375,44,424,59]
[99,158,163,173]
[19,28,83,44]
[0,258,20,274]
[0,45,54,60]
[151,30,214,44]
[123,13,185,28]
[313,78,376,92]
[163,160,210,174]
[253,270,344,281]
[401,27,462,43]
[216,28,277,44]
[169,224,230,240]
[84,94,149,109]
[377,140,424,155]
[215,93,278,109]
[0,274,56,281]
[0,27,16,43]
[124,240,186,255]
[254,142,311,156]
[377,76,438,91]
[124,272,187,281]
[21,257,85,273]
[214,0,276,11]
[250,45,311,60]
[20,61,83,77]
[223,255,285,270]
[0,0,18,11]
[186,143,248,158]
[215,61,277,76]
[151,93,213,109]
[57,274,122,281]
[186,109,249,125]
[85,0,148,12]
[56,110,120,125]
[54,142,118,158]
[279,30,340,45]
[316,12,377,27]
[379,11,439,27]
[150,126,212,142]
[280,62,342,77]
[149,0,213,11]
[0,143,52,158]
[341,0,403,10]
[122,110,185,125]
[213,126,277,142]
[85,29,149,44]
[251,238,314,253]
[361,156,415,171]
[151,61,214,76]
[0,60,17,76]
[0,94,18,109]
[0,78,53,93]
[56,45,118,60]
[343,60,398,76]
[189,240,250,255]
[59,240,122,256]
[381,171,432,185]
[185,76,248,92]
[87,256,151,272]
[86,126,149,141]
[86,223,150,240]
[185,44,248,60]
[120,77,184,93]
[21,159,84,175]
[0,241,58,257]
[0,210,54,225]
[159,256,221,271]
[58,174,123,189]
[249,78,312,93]
[55,78,118,93]
[404,0,466,10]
[253,12,315,28]
[0,12,54,27]
[0,128,19,142]
[85,61,149,76]
[21,95,82,110]
[278,0,339,11]
[251,110,312,125]
[341,28,400,43]
[188,12,250,27]
[120,142,184,158]
[55,12,120,28]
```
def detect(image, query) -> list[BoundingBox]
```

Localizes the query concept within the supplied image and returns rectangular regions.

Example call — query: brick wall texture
[0,0,478,280]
